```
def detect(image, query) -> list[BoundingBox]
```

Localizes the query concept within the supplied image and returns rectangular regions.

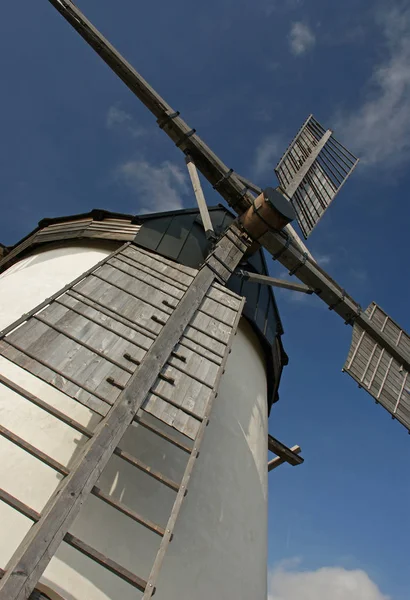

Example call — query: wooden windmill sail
[0,1,408,599]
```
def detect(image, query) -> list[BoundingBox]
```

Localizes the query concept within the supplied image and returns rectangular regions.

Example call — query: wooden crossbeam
[268,446,302,472]
[268,434,304,467]
[237,271,313,294]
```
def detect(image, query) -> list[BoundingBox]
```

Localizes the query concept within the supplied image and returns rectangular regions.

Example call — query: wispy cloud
[116,159,189,212]
[252,134,283,177]
[106,106,146,138]
[268,562,390,600]
[265,0,304,17]
[289,22,316,56]
[335,5,410,167]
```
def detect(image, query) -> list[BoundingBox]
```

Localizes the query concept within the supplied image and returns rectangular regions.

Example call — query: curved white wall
[0,244,268,600]
[0,240,120,331]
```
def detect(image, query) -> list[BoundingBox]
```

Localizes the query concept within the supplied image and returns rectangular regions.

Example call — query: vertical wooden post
[185,155,215,239]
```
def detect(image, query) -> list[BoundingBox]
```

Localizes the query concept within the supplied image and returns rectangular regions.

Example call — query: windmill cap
[263,187,296,224]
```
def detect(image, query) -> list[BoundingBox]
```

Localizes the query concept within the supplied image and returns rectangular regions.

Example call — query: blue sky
[1,1,410,598]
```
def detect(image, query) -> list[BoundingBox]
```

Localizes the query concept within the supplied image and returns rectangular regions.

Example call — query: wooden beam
[268,434,304,466]
[268,446,302,472]
[0,225,249,600]
[185,155,215,239]
[46,0,409,374]
[284,130,332,198]
[238,271,313,294]
[46,0,253,215]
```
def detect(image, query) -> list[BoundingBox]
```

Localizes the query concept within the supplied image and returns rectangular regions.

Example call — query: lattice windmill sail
[344,303,410,429]
[275,115,359,238]
[0,1,408,600]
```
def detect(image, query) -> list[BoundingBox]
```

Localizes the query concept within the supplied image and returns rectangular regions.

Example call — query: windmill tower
[0,2,409,600]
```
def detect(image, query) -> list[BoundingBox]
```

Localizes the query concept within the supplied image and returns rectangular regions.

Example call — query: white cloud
[315,253,331,266]
[253,134,283,177]
[106,106,146,138]
[289,22,316,56]
[335,6,410,166]
[117,159,189,212]
[268,563,390,600]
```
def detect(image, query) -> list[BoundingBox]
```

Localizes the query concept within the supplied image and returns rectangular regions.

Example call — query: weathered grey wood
[0,225,248,600]
[134,415,192,453]
[185,155,215,237]
[177,339,222,365]
[268,446,302,472]
[106,258,185,300]
[67,289,157,341]
[0,243,129,339]
[45,0,254,216]
[45,0,410,404]
[238,271,313,294]
[37,303,146,369]
[283,129,332,198]
[190,311,231,344]
[0,341,112,416]
[183,326,226,357]
[127,245,197,279]
[115,253,188,292]
[56,295,152,353]
[268,435,304,466]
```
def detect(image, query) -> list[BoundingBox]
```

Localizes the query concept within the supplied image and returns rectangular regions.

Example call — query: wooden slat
[268,446,302,472]
[0,485,149,592]
[67,289,157,341]
[135,415,192,453]
[0,224,249,600]
[0,421,167,537]
[268,436,304,466]
[0,340,112,416]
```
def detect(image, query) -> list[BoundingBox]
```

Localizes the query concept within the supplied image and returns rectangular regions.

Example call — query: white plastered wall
[0,243,268,600]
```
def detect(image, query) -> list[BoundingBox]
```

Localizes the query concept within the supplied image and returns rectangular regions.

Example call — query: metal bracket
[213,168,234,190]
[328,289,346,311]
[344,305,362,325]
[157,111,180,130]
[175,128,196,148]
[272,235,291,261]
[288,252,308,276]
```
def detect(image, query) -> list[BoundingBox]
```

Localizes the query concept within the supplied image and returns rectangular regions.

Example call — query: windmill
[0,1,408,599]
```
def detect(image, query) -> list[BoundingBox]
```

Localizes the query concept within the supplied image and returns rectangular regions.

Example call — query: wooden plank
[185,155,215,237]
[134,415,192,453]
[115,253,188,292]
[0,345,110,418]
[0,341,111,417]
[268,435,304,466]
[74,276,164,335]
[102,260,184,301]
[0,243,130,339]
[143,394,201,440]
[127,245,197,279]
[0,225,248,600]
[56,294,152,352]
[67,289,157,341]
[37,303,146,370]
[122,246,194,287]
[268,446,302,472]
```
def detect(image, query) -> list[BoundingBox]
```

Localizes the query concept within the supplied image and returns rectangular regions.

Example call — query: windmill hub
[239,186,296,242]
